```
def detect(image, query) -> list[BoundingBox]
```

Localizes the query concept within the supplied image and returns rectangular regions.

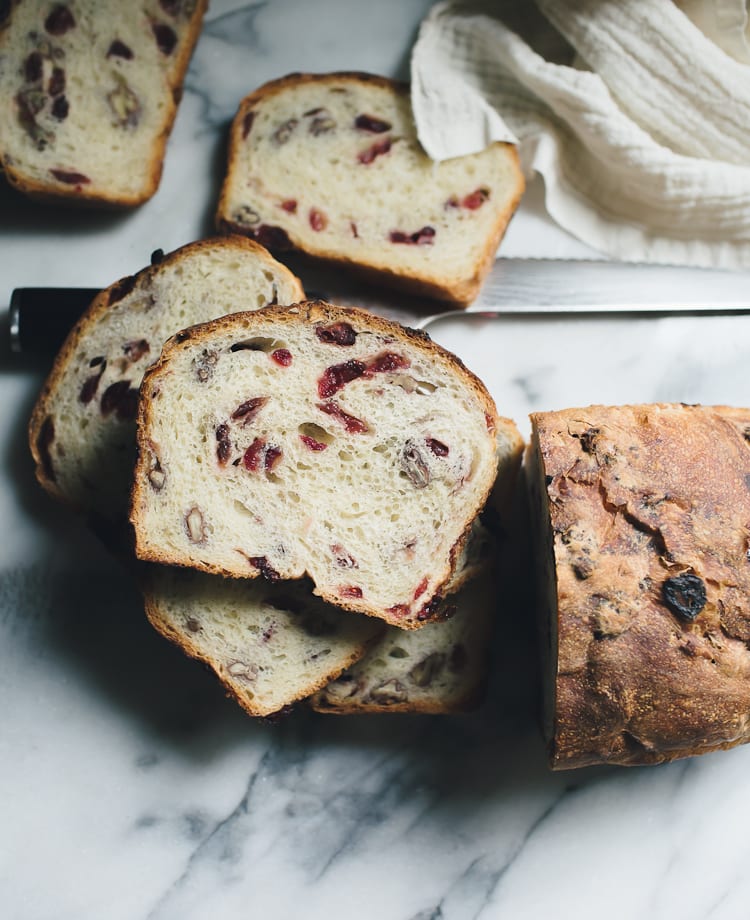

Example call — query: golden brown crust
[533,403,750,769]
[131,300,510,626]
[1,0,208,207]
[28,236,305,509]
[215,71,524,306]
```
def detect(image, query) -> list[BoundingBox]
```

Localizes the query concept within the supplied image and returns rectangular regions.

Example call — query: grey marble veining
[2,2,750,919]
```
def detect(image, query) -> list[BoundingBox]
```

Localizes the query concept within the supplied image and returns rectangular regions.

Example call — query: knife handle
[9,287,101,356]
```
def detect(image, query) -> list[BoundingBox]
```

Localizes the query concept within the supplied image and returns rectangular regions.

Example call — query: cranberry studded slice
[390,226,435,245]
[315,322,357,346]
[355,113,391,133]
[317,401,368,434]
[358,138,392,165]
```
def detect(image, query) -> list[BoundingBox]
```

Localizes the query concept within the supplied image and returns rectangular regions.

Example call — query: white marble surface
[3,2,750,919]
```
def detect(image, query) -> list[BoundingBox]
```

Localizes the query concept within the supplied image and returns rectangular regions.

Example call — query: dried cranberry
[309,208,328,231]
[253,224,292,250]
[271,349,292,366]
[48,67,65,96]
[340,585,363,598]
[417,597,443,621]
[79,370,103,404]
[426,438,449,457]
[358,138,392,165]
[444,196,460,210]
[390,226,435,245]
[387,604,410,619]
[280,199,297,213]
[300,434,328,451]
[413,577,429,601]
[50,95,68,120]
[50,168,90,185]
[462,187,490,210]
[108,275,136,304]
[101,380,138,420]
[107,40,134,60]
[243,437,266,472]
[273,118,298,145]
[36,417,56,483]
[663,574,707,621]
[355,114,391,133]
[331,544,358,568]
[484,413,496,435]
[248,556,281,582]
[350,221,359,238]
[317,360,366,398]
[317,401,368,434]
[242,110,255,139]
[315,322,357,346]
[365,352,409,375]
[123,339,150,362]
[265,445,283,471]
[45,5,75,35]
[24,52,43,83]
[231,396,268,425]
[152,23,177,55]
[216,424,231,466]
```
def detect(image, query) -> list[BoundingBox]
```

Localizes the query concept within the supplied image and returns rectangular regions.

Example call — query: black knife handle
[9,287,101,356]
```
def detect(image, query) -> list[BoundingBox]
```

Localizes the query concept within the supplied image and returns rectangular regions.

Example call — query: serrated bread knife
[7,258,750,356]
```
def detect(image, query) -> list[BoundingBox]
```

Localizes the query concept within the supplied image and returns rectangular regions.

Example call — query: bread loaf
[144,567,383,717]
[131,301,524,627]
[216,72,524,305]
[29,236,304,526]
[0,0,207,205]
[529,404,750,768]
[311,569,495,714]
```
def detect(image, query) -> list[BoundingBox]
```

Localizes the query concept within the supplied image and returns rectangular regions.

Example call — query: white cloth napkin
[410,0,750,267]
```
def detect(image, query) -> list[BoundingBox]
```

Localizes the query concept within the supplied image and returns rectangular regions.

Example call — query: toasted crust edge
[215,71,525,306]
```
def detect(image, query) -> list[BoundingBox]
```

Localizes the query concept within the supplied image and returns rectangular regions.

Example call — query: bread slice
[29,236,304,527]
[131,301,524,627]
[143,567,383,717]
[0,0,207,206]
[310,568,495,714]
[216,72,525,305]
[529,404,750,769]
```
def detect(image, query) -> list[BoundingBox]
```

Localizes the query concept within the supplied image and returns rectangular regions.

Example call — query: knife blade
[7,258,750,356]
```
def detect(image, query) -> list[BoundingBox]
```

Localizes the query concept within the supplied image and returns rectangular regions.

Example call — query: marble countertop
[3,2,750,919]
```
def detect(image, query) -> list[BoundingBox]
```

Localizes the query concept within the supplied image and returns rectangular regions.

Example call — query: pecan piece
[185,507,207,544]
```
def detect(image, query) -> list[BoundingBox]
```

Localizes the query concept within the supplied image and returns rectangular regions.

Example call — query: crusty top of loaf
[216,71,524,305]
[533,403,750,768]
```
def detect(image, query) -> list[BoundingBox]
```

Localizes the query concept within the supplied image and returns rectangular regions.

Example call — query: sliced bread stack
[30,238,522,716]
